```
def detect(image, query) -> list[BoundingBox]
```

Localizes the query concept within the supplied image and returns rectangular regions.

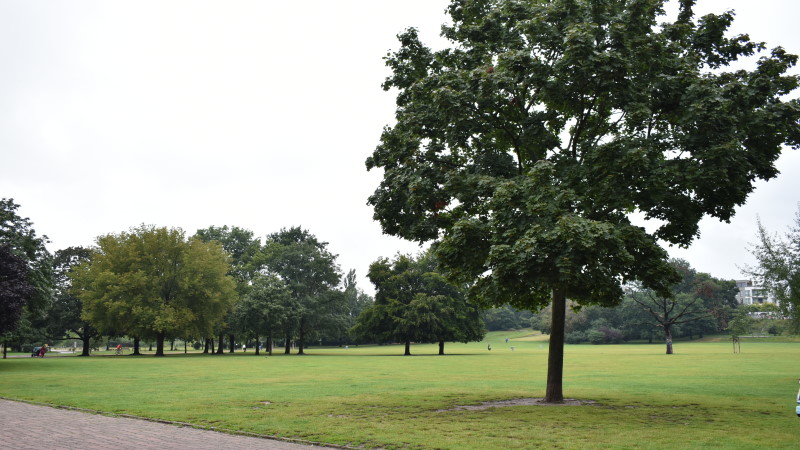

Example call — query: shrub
[565,331,586,344]
[587,329,605,345]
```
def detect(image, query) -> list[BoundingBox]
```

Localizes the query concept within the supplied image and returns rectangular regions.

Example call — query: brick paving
[0,399,332,449]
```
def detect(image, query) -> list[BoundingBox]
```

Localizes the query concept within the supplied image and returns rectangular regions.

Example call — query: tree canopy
[353,251,484,355]
[0,198,53,316]
[72,225,237,356]
[0,244,35,336]
[260,227,342,354]
[42,247,97,356]
[367,0,799,401]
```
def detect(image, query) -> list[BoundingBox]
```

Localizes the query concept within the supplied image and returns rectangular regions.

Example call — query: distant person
[242,344,246,352]
[505,337,508,343]
[487,343,491,351]
[38,344,48,358]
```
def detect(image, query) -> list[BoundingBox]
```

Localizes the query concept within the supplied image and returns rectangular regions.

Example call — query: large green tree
[367,0,800,401]
[749,206,800,333]
[260,227,341,355]
[72,226,237,356]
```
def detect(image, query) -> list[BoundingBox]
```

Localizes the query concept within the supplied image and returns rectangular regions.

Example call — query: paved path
[0,399,331,449]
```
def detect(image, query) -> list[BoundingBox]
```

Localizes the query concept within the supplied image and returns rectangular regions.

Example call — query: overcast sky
[2,0,798,295]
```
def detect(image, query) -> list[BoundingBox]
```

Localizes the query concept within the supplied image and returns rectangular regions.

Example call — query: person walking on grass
[38,344,47,358]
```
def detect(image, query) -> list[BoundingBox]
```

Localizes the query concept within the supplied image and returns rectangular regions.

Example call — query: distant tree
[367,0,800,401]
[749,206,800,333]
[334,269,374,346]
[672,260,738,333]
[1,244,35,356]
[42,247,98,356]
[233,273,291,355]
[727,309,756,353]
[628,288,709,354]
[483,305,532,331]
[260,227,341,354]
[353,251,484,355]
[72,226,237,356]
[195,225,262,353]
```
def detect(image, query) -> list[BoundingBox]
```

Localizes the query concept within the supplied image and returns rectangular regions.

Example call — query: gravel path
[0,399,332,449]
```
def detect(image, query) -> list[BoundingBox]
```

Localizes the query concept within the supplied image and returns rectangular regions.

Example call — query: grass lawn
[1,331,798,449]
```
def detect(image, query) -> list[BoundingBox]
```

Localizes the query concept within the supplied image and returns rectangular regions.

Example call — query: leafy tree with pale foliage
[749,206,800,333]
[367,0,800,401]
[72,225,237,356]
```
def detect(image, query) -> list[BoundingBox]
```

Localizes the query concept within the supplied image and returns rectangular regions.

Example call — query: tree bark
[665,326,674,354]
[438,340,445,355]
[267,331,273,356]
[203,338,210,354]
[284,334,291,354]
[404,340,411,356]
[254,333,260,355]
[133,336,141,355]
[297,323,305,355]
[155,332,166,356]
[545,286,567,403]
[229,334,235,353]
[80,329,91,356]
[216,334,224,354]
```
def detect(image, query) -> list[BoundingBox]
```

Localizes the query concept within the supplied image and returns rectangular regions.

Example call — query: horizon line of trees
[2,197,798,359]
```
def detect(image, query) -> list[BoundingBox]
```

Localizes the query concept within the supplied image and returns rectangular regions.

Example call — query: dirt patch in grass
[438,398,596,412]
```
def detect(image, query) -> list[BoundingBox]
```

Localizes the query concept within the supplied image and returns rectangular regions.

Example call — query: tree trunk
[284,333,291,354]
[438,340,445,355]
[203,338,210,353]
[267,330,273,356]
[229,334,235,353]
[545,286,567,403]
[297,323,305,355]
[665,326,674,355]
[404,340,411,356]
[133,337,141,355]
[155,332,166,356]
[216,334,224,354]
[80,329,91,357]
[2,342,6,359]
[184,340,187,354]
[170,339,175,351]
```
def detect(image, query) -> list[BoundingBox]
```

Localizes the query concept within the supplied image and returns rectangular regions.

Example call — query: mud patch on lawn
[438,398,596,412]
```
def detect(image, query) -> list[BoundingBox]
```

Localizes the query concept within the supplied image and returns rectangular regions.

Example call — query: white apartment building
[735,279,775,305]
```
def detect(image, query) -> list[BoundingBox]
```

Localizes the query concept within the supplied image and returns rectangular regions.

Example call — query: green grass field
[2,331,799,449]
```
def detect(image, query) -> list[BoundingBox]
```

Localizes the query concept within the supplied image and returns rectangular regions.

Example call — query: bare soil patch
[438,398,596,412]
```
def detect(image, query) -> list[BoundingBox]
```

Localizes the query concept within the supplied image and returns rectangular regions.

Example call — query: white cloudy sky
[1,0,798,294]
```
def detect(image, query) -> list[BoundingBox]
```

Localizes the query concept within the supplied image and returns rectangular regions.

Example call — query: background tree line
[2,196,797,359]
[1,198,377,356]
